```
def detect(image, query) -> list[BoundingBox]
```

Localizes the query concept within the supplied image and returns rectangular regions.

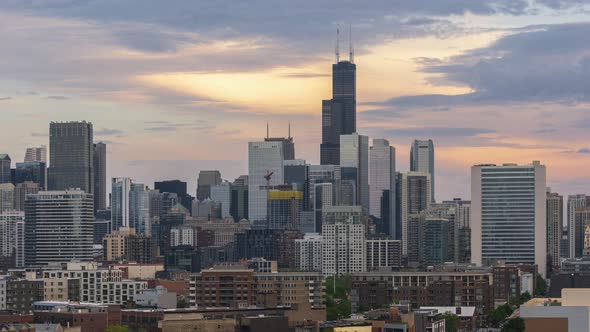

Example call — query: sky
[1,0,590,201]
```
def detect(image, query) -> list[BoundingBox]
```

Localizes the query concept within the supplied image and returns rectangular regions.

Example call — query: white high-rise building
[399,172,431,256]
[295,233,323,272]
[25,190,94,266]
[0,210,25,267]
[248,141,284,223]
[369,139,396,237]
[321,206,366,276]
[24,145,47,163]
[211,182,231,219]
[471,161,547,277]
[410,139,435,202]
[340,133,369,212]
[568,194,589,258]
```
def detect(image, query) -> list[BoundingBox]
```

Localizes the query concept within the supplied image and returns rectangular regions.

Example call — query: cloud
[46,95,68,100]
[0,97,12,101]
[95,128,124,136]
[30,132,47,137]
[144,121,214,132]
[577,148,590,154]
[367,126,495,138]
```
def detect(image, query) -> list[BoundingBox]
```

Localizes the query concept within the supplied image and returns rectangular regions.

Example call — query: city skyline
[2,2,590,200]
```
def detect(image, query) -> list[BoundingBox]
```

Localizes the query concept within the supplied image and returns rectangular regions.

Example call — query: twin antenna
[266,121,292,139]
[335,24,354,63]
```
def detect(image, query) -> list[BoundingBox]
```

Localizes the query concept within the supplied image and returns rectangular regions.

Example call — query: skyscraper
[410,139,435,202]
[471,161,547,277]
[48,121,94,195]
[24,145,47,163]
[567,194,589,258]
[14,182,40,211]
[340,133,369,212]
[546,189,563,272]
[265,124,295,160]
[15,161,46,189]
[0,154,11,184]
[369,139,396,237]
[320,41,356,165]
[248,141,284,223]
[230,175,249,221]
[398,172,431,256]
[211,181,231,219]
[111,177,132,231]
[197,170,222,201]
[93,142,107,212]
[154,180,192,210]
[111,178,150,235]
[24,190,94,266]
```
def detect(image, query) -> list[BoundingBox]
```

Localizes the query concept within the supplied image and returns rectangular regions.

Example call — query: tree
[534,274,547,296]
[488,304,513,326]
[325,275,352,320]
[105,326,130,332]
[501,317,525,332]
[441,312,459,332]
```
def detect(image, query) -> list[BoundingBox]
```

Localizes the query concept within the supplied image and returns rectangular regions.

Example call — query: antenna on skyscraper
[288,121,291,139]
[266,122,269,139]
[349,23,354,63]
[335,26,340,63]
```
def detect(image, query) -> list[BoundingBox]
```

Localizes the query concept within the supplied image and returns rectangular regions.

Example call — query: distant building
[24,145,47,163]
[547,189,563,271]
[340,133,369,212]
[13,181,40,211]
[295,233,323,272]
[93,142,107,212]
[320,58,356,165]
[170,226,197,247]
[398,172,431,256]
[369,139,396,237]
[25,190,94,266]
[573,207,590,258]
[0,154,11,184]
[48,121,94,195]
[0,210,25,268]
[196,170,222,201]
[230,175,248,221]
[111,178,150,235]
[0,183,15,213]
[410,139,435,202]
[350,271,492,315]
[265,134,295,161]
[15,161,46,189]
[322,206,366,276]
[248,141,284,223]
[568,194,590,258]
[154,180,192,211]
[366,239,402,271]
[210,181,231,218]
[471,162,547,277]
[268,189,303,229]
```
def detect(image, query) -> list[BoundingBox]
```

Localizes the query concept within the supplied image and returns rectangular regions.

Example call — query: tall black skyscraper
[93,142,107,212]
[320,32,356,165]
[48,121,94,195]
